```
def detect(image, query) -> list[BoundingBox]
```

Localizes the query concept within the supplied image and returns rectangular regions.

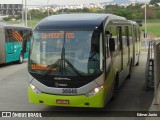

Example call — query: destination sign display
[41,32,74,39]
[32,64,56,71]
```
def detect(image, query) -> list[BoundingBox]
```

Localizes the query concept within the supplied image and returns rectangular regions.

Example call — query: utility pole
[145,0,147,48]
[25,0,27,26]
[22,0,24,25]
[145,0,147,38]
[47,0,50,16]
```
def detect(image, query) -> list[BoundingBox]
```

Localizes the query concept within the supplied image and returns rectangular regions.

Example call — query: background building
[0,4,22,15]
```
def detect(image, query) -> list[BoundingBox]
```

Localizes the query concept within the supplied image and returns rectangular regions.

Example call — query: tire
[18,53,23,64]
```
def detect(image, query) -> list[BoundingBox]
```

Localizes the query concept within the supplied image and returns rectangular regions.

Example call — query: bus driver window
[88,33,100,74]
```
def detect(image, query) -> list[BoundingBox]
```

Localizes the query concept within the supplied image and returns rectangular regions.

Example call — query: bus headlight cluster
[30,83,41,94]
[86,86,104,97]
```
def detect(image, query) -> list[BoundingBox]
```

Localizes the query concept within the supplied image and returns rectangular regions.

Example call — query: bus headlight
[86,86,104,97]
[30,83,41,94]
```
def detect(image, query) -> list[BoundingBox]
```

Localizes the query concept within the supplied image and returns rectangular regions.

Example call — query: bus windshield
[29,30,103,76]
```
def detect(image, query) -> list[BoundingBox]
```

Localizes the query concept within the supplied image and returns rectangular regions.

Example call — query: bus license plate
[56,99,69,104]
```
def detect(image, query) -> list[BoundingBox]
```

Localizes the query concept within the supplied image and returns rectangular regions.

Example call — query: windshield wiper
[41,59,61,77]
[59,31,82,76]
[61,47,65,75]
[41,58,82,77]
[64,58,82,76]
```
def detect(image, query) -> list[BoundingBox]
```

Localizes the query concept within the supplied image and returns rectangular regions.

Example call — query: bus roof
[35,13,126,30]
[0,24,32,30]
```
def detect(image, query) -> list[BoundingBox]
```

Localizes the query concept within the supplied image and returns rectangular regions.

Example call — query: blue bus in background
[0,24,32,64]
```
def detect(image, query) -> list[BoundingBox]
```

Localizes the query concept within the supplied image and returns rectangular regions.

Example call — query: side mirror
[109,38,115,52]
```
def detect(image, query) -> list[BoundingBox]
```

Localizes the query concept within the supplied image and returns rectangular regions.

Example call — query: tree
[3,15,15,21]
[142,8,157,19]
[29,9,47,19]
[150,0,160,5]
[82,7,90,13]
[89,8,97,13]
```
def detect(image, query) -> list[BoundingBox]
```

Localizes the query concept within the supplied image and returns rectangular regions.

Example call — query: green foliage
[150,0,160,5]
[15,15,21,20]
[26,3,160,21]
[83,7,90,13]
[2,14,21,22]
[3,17,11,21]
[3,15,16,21]
[29,9,48,19]
[104,4,144,20]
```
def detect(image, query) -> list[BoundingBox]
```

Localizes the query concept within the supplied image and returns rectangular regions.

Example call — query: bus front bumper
[28,87,105,108]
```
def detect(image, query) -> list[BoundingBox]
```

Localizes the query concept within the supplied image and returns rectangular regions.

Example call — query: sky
[0,0,151,6]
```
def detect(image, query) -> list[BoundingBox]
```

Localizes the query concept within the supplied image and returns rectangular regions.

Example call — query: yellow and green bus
[0,24,32,64]
[27,13,141,108]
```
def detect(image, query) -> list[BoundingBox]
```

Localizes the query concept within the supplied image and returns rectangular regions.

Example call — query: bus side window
[134,27,137,42]
[12,30,16,42]
[137,28,140,41]
[105,28,111,58]
[105,27,112,73]
[5,30,9,42]
[111,26,117,51]
[14,30,23,42]
[129,27,133,45]
[122,26,127,48]
[23,30,31,52]
[117,26,122,50]
[125,26,129,46]
[6,29,13,43]
[24,30,32,42]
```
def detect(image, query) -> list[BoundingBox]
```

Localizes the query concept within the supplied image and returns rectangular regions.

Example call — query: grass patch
[141,19,160,37]
[146,23,160,37]
[146,19,160,23]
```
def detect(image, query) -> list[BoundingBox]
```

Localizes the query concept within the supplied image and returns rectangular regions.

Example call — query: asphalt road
[0,52,154,120]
